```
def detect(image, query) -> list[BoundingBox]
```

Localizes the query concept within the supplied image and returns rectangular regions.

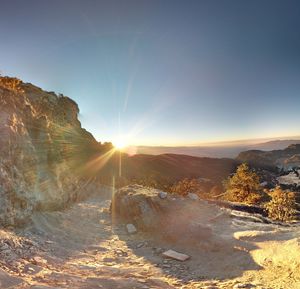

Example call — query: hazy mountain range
[237,143,300,170]
[133,139,300,158]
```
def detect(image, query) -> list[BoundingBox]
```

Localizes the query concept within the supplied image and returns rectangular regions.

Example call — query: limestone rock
[187,192,199,200]
[162,249,190,261]
[159,191,168,199]
[126,224,137,234]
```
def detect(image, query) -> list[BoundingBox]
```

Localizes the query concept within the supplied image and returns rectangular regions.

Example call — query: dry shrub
[170,178,203,196]
[0,76,24,93]
[265,186,297,222]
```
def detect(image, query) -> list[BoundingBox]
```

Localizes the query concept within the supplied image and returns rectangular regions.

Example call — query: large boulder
[112,185,216,243]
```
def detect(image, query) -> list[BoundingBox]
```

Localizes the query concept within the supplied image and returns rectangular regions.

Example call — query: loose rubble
[0,186,299,288]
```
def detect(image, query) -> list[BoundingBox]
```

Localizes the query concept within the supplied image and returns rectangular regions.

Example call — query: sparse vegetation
[170,178,203,196]
[223,163,263,204]
[0,76,23,93]
[209,185,224,198]
[265,186,297,222]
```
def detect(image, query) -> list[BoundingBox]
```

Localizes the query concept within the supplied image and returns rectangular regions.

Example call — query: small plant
[265,186,297,222]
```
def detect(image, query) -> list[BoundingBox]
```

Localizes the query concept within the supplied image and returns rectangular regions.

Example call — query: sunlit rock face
[0,77,105,226]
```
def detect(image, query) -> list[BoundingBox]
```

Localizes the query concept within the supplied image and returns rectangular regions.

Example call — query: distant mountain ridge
[134,139,300,159]
[249,140,300,151]
[119,153,237,184]
[237,144,300,170]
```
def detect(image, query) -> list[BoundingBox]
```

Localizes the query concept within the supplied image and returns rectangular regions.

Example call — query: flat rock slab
[162,249,190,261]
[0,268,23,288]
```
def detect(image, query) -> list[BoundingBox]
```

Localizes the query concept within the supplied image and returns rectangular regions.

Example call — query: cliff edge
[0,76,109,226]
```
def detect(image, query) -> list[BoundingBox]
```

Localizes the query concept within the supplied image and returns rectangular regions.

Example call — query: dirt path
[0,188,300,289]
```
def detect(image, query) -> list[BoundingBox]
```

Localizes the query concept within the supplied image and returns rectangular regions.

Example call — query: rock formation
[113,185,214,243]
[0,76,110,226]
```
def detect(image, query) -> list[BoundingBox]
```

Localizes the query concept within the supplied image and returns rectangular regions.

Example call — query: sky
[1,0,300,146]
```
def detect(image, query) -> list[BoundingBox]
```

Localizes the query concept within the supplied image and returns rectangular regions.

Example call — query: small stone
[136,242,144,248]
[30,285,62,289]
[126,224,137,234]
[32,256,47,266]
[0,243,10,250]
[187,193,199,200]
[233,284,256,289]
[103,257,115,263]
[1,249,12,255]
[162,249,190,261]
[23,264,43,275]
[45,240,54,244]
[153,247,164,254]
[158,191,168,199]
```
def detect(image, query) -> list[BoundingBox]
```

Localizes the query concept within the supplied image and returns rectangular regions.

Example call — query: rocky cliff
[0,76,109,226]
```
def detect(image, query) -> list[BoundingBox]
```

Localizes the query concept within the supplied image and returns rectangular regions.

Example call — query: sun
[114,138,127,150]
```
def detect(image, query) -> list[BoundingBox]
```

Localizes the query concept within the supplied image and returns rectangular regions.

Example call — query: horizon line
[124,135,300,148]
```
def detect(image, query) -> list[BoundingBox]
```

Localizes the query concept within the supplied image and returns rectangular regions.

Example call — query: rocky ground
[0,186,300,289]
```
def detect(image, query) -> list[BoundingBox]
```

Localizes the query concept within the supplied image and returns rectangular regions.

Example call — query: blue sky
[1,0,300,146]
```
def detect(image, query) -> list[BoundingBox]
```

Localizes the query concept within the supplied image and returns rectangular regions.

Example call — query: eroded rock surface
[113,185,218,243]
[0,76,110,226]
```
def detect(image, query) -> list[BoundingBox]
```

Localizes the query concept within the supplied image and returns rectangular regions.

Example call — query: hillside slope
[120,153,237,184]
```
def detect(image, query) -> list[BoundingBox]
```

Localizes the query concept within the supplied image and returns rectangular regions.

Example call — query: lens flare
[114,140,126,150]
